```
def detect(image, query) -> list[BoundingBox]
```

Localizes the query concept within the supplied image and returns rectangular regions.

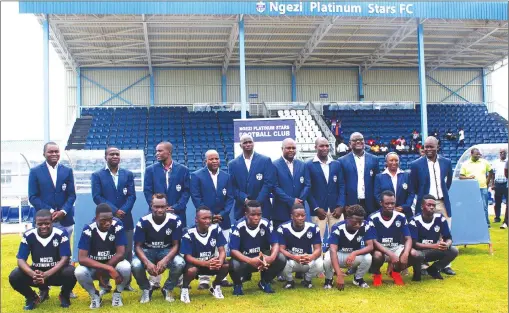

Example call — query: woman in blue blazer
[374,152,415,220]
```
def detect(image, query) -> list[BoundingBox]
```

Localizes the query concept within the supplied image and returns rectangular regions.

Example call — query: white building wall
[156,69,221,104]
[65,70,77,126]
[227,68,292,103]
[296,68,358,102]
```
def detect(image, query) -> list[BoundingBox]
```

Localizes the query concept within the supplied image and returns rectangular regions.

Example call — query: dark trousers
[9,265,76,299]
[494,183,508,219]
[229,252,286,285]
[416,247,459,271]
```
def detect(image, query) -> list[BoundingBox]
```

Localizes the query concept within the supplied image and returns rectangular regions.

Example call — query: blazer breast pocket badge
[61,183,67,191]
[402,183,408,190]
[176,184,182,192]
[333,175,337,182]
[370,170,374,177]
[222,188,227,196]
[123,188,128,195]
[256,173,263,181]
[300,176,304,184]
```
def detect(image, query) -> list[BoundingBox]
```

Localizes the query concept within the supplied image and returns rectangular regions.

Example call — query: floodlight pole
[239,16,247,119]
[417,20,428,139]
[43,15,50,142]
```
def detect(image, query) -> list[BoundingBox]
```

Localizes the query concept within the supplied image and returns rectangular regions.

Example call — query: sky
[1,2,507,142]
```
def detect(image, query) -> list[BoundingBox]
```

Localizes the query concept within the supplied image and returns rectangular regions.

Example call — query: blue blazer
[190,167,234,230]
[227,152,275,220]
[91,167,136,230]
[409,156,453,216]
[143,161,191,225]
[272,157,311,222]
[338,152,380,214]
[28,162,76,227]
[374,170,415,219]
[306,158,344,217]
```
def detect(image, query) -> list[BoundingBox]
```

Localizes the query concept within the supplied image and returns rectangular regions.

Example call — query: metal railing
[307,102,336,156]
[315,101,415,111]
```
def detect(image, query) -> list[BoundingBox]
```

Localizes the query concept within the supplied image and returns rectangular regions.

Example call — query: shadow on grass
[457,244,493,255]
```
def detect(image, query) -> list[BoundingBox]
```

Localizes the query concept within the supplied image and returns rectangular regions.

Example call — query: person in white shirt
[336,140,350,157]
[458,128,465,147]
[491,149,507,223]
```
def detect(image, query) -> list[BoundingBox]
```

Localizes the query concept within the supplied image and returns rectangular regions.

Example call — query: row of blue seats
[1,206,35,223]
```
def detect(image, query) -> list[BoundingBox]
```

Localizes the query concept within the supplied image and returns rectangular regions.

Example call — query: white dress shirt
[313,155,332,184]
[284,157,294,176]
[427,156,443,199]
[164,162,173,190]
[106,166,119,189]
[354,153,366,199]
[383,168,404,198]
[209,169,219,190]
[244,154,253,172]
[46,162,58,187]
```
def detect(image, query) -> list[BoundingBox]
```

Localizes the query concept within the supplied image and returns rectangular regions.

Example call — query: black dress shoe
[441,267,456,275]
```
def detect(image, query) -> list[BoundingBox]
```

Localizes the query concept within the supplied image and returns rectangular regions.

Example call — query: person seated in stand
[366,136,376,147]
[229,200,286,295]
[396,142,406,154]
[323,205,375,290]
[180,206,229,304]
[371,144,381,155]
[380,144,389,154]
[277,203,323,289]
[368,191,423,285]
[131,193,185,304]
[390,138,398,149]
[445,129,456,141]
[412,130,420,143]
[9,210,76,310]
[75,203,131,309]
[409,195,459,281]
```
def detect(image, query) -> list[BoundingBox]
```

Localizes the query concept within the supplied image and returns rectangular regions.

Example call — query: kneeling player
[180,206,229,303]
[75,204,131,309]
[278,203,323,289]
[323,205,375,290]
[369,191,423,285]
[409,195,459,280]
[9,210,76,310]
[229,200,286,295]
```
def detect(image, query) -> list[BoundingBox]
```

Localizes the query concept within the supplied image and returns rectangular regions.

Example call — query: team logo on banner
[166,228,172,235]
[123,188,127,195]
[62,183,67,191]
[109,234,115,241]
[260,228,265,236]
[402,183,408,190]
[176,184,181,192]
[300,176,304,183]
[222,188,227,196]
[256,1,266,13]
[434,225,440,232]
[256,173,263,181]
[53,239,59,247]
[395,220,401,227]
[333,175,337,182]
[306,231,313,239]
[210,238,216,247]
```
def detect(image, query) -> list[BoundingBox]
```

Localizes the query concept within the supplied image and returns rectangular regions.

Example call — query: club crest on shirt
[53,239,59,247]
[333,175,337,182]
[306,231,313,239]
[370,170,374,177]
[166,228,172,236]
[300,176,304,184]
[256,173,263,181]
[109,234,115,241]
[123,188,127,195]
[357,236,362,242]
[210,238,216,247]
[434,225,440,232]
[176,184,181,192]
[260,228,265,236]
[395,220,401,227]
[62,183,67,191]
[222,188,227,196]
[402,183,408,190]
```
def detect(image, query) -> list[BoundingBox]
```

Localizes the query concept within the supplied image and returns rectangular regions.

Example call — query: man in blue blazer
[228,135,275,220]
[374,152,415,220]
[29,142,76,236]
[190,149,234,289]
[306,137,344,239]
[91,146,136,291]
[273,138,310,229]
[409,136,455,276]
[338,132,379,215]
[144,142,190,226]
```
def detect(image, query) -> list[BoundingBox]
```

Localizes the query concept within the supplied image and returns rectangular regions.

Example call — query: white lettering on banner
[310,2,361,13]
[270,2,303,14]
[263,2,415,16]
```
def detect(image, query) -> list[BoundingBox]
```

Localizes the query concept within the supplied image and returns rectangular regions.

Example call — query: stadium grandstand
[1,1,507,226]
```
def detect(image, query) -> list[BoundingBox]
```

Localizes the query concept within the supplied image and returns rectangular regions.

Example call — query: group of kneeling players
[10,190,458,310]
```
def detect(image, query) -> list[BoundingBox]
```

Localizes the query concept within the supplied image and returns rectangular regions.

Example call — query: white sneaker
[210,285,224,299]
[501,223,508,229]
[89,293,102,309]
[139,289,151,304]
[111,292,123,307]
[180,288,191,304]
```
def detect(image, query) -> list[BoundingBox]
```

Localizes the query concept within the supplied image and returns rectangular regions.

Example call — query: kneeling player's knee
[74,265,90,280]
[186,266,198,276]
[410,249,423,260]
[372,251,384,262]
[362,253,373,264]
[130,258,144,271]
[116,260,132,276]
[62,264,76,278]
[8,267,22,283]
[449,246,459,257]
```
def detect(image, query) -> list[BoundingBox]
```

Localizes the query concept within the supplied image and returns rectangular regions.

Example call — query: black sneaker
[494,217,501,223]
[283,281,295,289]
[23,296,41,311]
[323,279,333,289]
[353,277,369,288]
[412,272,422,282]
[258,281,275,294]
[427,266,444,280]
[242,273,252,282]
[59,293,71,308]
[441,267,456,276]
[38,289,50,303]
[300,279,313,289]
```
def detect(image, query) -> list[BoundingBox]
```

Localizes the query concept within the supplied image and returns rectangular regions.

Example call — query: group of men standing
[10,131,465,309]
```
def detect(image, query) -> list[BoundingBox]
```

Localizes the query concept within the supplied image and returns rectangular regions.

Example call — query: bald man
[228,135,275,220]
[409,136,455,276]
[190,150,234,289]
[272,138,311,229]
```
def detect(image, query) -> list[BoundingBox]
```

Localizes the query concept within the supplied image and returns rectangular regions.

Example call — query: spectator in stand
[366,136,376,147]
[396,142,406,154]
[336,139,350,158]
[458,128,465,147]
[445,129,456,141]
[412,130,420,143]
[390,138,398,149]
[380,144,389,154]
[371,144,381,155]
[416,141,423,151]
